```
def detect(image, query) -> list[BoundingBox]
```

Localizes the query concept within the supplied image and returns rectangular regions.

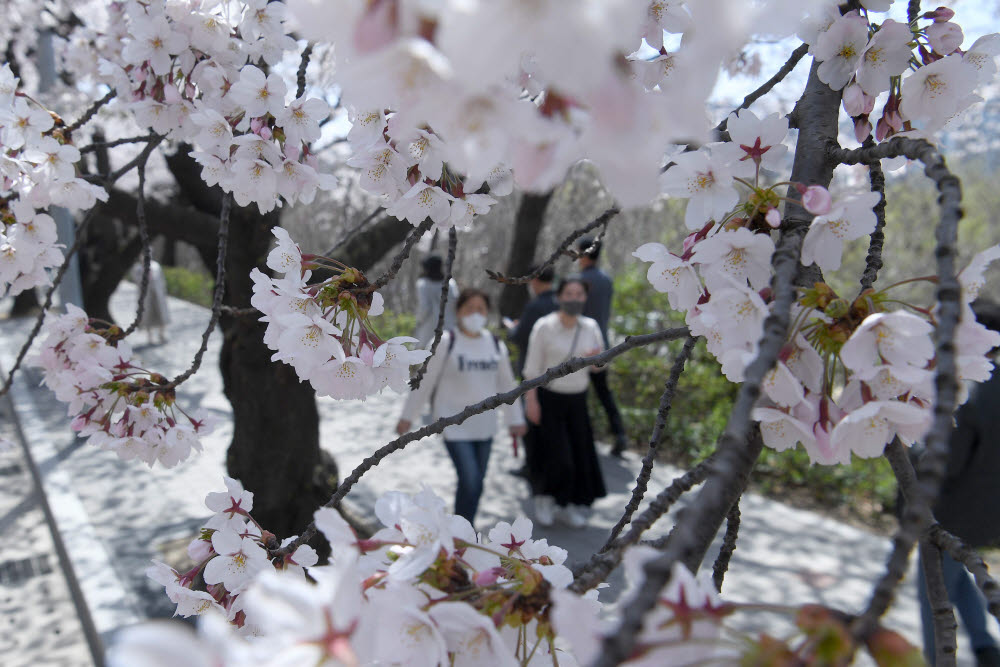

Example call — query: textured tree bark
[499,191,554,319]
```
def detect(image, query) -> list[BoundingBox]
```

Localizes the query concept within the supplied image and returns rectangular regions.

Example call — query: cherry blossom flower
[691,227,775,292]
[386,182,455,227]
[0,98,54,150]
[661,149,739,230]
[230,65,288,119]
[725,109,789,171]
[963,34,1000,83]
[831,400,931,458]
[814,11,869,90]
[856,19,914,96]
[429,602,519,667]
[203,529,270,594]
[122,13,188,75]
[900,54,978,132]
[633,242,704,310]
[840,311,934,372]
[800,190,881,272]
[274,96,329,147]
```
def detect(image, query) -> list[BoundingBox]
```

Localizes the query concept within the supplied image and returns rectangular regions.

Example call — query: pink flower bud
[256,126,273,141]
[681,232,698,255]
[250,117,264,133]
[801,186,832,215]
[842,83,876,117]
[188,538,214,562]
[923,6,955,22]
[926,21,964,55]
[875,116,892,142]
[765,207,782,228]
[855,116,873,142]
[474,567,505,587]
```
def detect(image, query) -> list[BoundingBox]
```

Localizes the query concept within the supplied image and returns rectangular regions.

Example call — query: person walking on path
[522,276,607,528]
[504,265,559,484]
[505,265,559,378]
[129,260,170,345]
[575,236,628,457]
[397,288,526,525]
[917,301,1000,666]
[413,254,459,349]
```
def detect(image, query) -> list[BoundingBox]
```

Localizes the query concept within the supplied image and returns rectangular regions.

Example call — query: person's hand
[510,424,528,438]
[525,400,541,425]
[396,419,412,435]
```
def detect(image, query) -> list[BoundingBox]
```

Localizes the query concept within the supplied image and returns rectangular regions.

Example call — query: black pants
[530,388,607,507]
[590,370,625,438]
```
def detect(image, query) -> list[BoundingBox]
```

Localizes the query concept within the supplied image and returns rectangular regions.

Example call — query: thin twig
[78,133,158,154]
[602,335,697,549]
[366,218,435,292]
[859,138,887,293]
[908,0,922,24]
[571,455,717,594]
[275,326,691,556]
[713,499,742,593]
[323,207,384,258]
[296,43,314,99]
[0,207,101,398]
[64,90,115,136]
[220,305,258,317]
[486,207,620,285]
[713,43,809,137]
[929,525,1000,620]
[123,156,152,337]
[410,227,457,390]
[162,195,232,389]
[830,138,965,642]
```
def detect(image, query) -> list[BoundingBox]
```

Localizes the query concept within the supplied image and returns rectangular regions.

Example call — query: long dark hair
[421,255,444,281]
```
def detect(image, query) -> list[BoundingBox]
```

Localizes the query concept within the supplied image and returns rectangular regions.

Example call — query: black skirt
[527,387,607,507]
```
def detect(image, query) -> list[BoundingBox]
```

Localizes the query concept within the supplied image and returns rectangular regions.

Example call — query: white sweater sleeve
[400,332,450,424]
[521,319,547,381]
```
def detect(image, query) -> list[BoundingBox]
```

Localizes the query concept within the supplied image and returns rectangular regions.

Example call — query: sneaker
[533,495,555,527]
[562,504,588,529]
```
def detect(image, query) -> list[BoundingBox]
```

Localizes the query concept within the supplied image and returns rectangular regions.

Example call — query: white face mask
[460,312,488,334]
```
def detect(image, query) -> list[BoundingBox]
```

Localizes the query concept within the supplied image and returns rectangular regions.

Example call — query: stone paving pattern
[1,283,994,665]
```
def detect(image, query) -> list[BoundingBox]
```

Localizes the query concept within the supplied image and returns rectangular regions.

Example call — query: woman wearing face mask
[522,276,607,528]
[397,288,527,525]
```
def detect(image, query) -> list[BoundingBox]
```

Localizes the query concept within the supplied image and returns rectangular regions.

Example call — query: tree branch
[486,207,619,285]
[859,138,887,293]
[920,539,958,666]
[713,499,742,593]
[409,227,457,390]
[64,89,115,136]
[123,156,151,337]
[602,335,697,549]
[275,326,691,556]
[714,43,810,137]
[366,218,435,291]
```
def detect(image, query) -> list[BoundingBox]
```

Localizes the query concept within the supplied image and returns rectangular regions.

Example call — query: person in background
[130,259,171,346]
[522,276,607,528]
[397,288,526,525]
[503,264,559,484]
[917,301,1000,666]
[504,264,559,377]
[413,254,459,349]
[575,236,628,457]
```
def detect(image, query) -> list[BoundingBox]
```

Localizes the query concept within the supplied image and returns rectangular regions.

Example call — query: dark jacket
[934,366,1000,547]
[579,266,613,348]
[509,289,558,376]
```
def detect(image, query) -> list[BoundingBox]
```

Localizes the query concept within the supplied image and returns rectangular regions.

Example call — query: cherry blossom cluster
[251,227,429,400]
[635,109,1000,464]
[128,484,742,666]
[70,1,336,214]
[29,304,214,468]
[147,476,318,624]
[803,1,1000,141]
[0,63,109,296]
[286,0,818,209]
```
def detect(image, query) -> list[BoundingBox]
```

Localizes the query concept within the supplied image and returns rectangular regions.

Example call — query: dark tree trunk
[161,145,414,543]
[9,289,40,317]
[499,192,553,319]
[79,214,144,325]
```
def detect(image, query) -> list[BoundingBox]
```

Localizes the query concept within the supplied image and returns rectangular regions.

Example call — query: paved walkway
[0,284,990,665]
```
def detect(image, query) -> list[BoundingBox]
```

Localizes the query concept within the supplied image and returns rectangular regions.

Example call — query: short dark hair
[576,235,602,261]
[456,287,491,311]
[556,275,590,297]
[528,264,556,284]
[421,255,444,281]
